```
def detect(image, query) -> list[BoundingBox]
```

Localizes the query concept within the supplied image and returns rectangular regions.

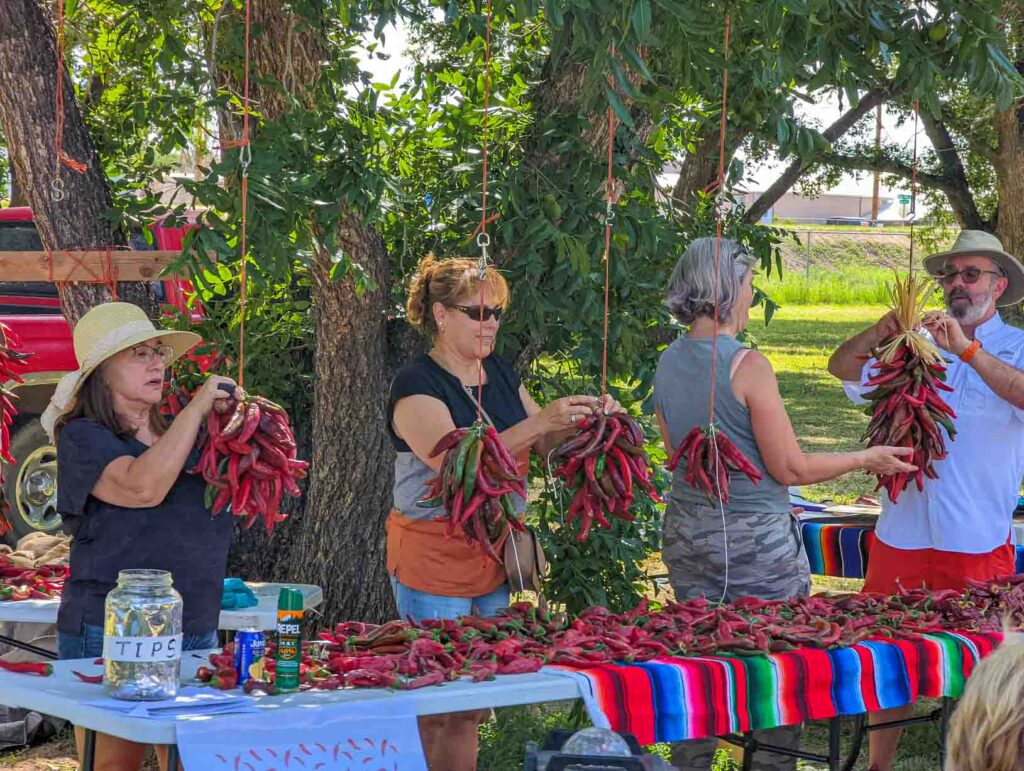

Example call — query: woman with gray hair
[653,237,913,771]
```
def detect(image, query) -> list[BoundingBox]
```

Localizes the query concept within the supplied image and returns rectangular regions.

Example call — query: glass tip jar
[103,569,183,701]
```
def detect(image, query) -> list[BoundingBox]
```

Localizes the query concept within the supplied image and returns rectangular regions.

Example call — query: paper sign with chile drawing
[177,700,427,771]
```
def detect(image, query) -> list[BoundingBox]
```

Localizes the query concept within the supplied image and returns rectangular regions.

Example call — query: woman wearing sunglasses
[42,302,236,770]
[388,253,618,769]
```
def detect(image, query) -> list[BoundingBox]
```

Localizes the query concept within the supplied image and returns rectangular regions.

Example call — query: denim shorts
[389,576,509,623]
[57,624,220,661]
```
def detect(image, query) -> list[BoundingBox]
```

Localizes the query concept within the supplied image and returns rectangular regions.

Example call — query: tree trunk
[212,0,396,623]
[993,103,1024,257]
[0,0,153,324]
[671,123,744,218]
[297,217,396,624]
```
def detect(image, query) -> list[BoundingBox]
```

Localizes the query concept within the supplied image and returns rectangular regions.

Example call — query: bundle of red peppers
[8,575,1024,683]
[195,389,307,533]
[861,273,955,502]
[551,412,658,541]
[0,322,31,531]
[0,552,67,601]
[420,423,525,561]
[667,424,762,504]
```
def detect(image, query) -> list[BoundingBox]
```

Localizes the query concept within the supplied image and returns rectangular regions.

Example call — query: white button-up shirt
[843,313,1024,553]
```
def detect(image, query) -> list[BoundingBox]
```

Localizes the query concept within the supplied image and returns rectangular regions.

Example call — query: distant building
[659,164,923,225]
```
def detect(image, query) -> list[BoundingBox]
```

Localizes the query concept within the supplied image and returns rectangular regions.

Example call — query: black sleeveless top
[387,354,528,452]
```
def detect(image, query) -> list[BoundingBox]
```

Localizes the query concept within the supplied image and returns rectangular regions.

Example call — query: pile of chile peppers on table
[420,423,527,560]
[0,553,67,602]
[551,412,659,541]
[667,425,763,504]
[32,574,1021,690]
[0,322,31,529]
[859,341,956,502]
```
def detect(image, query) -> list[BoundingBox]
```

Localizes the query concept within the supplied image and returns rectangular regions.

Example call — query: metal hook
[50,178,65,202]
[239,143,252,177]
[476,231,490,278]
[605,199,615,224]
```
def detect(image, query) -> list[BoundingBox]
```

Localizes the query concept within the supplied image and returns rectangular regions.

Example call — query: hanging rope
[908,102,919,270]
[709,14,732,428]
[220,0,253,387]
[473,0,494,424]
[53,0,87,197]
[600,47,618,397]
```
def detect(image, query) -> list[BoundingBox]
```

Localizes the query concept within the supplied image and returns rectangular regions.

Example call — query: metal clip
[50,177,65,202]
[476,232,490,278]
[240,143,252,177]
[605,198,615,224]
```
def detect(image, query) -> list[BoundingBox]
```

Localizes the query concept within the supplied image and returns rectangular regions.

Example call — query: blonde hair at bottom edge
[945,628,1024,771]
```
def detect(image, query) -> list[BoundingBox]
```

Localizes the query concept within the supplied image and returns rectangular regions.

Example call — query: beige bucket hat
[41,302,200,439]
[923,229,1024,307]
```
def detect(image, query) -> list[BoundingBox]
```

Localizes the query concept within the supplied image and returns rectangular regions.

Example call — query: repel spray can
[274,588,303,693]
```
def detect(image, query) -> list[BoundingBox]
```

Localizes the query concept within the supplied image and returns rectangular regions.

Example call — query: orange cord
[474,0,494,423]
[54,0,87,174]
[708,15,731,426]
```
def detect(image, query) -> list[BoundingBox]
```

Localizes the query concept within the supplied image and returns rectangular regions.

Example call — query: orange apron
[386,509,507,597]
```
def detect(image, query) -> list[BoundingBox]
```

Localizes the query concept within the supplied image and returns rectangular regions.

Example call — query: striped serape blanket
[799,520,1024,579]
[556,631,1001,745]
[800,521,877,579]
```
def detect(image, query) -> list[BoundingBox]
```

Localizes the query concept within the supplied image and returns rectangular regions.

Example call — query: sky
[360,21,932,216]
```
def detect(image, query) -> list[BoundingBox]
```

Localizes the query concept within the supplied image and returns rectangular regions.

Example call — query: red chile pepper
[72,671,103,684]
[0,660,53,676]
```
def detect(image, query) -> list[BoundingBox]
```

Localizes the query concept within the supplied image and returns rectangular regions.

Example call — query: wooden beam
[0,250,191,282]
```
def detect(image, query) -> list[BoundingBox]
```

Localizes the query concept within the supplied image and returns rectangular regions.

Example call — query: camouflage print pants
[662,501,811,603]
[662,501,811,771]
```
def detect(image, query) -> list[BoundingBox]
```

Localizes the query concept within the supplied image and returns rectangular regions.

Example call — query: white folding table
[0,653,581,769]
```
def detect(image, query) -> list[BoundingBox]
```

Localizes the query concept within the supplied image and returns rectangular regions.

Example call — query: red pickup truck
[0,207,200,543]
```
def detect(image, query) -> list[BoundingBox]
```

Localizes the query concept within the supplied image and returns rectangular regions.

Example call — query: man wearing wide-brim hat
[828,229,1024,771]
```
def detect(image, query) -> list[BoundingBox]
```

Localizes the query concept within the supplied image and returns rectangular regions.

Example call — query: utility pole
[871,104,882,221]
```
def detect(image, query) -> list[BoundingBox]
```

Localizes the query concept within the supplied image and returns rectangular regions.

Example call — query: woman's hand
[538,396,600,432]
[859,445,917,476]
[189,375,237,417]
[597,394,625,415]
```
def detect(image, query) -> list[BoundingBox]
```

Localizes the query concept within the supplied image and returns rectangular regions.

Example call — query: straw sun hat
[923,229,1024,307]
[41,303,200,439]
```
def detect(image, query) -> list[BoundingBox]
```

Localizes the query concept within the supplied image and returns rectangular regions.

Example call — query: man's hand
[875,310,903,340]
[921,311,971,357]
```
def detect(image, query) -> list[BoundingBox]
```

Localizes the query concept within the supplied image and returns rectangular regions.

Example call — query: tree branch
[744,85,895,223]
[824,152,990,230]
[917,110,988,230]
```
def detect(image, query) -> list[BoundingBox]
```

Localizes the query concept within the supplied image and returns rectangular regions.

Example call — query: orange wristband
[960,339,982,363]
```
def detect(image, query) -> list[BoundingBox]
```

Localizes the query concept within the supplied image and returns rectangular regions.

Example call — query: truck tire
[3,419,60,545]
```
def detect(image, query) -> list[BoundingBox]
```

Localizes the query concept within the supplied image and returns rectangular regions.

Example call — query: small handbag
[503,525,547,595]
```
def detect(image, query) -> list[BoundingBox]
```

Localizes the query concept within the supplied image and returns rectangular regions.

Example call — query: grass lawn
[755,303,885,504]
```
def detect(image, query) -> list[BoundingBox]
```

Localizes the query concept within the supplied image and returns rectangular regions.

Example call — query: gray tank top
[653,335,790,515]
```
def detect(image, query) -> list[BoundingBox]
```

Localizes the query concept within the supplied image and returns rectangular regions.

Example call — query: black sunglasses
[447,304,504,322]
[935,267,1004,286]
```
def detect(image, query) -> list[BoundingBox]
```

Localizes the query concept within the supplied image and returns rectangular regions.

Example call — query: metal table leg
[81,728,96,771]
[167,742,181,771]
[938,697,954,766]
[828,716,841,771]
[0,633,57,660]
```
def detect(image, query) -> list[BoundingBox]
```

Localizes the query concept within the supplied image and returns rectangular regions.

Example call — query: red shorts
[863,537,1016,594]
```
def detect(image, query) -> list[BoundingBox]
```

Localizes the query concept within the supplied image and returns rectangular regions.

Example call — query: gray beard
[947,291,993,325]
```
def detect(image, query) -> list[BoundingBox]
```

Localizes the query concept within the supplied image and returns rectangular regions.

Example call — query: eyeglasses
[130,344,174,365]
[935,267,1004,286]
[447,305,504,323]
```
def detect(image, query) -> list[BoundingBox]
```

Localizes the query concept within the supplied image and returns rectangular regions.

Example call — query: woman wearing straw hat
[43,302,235,769]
